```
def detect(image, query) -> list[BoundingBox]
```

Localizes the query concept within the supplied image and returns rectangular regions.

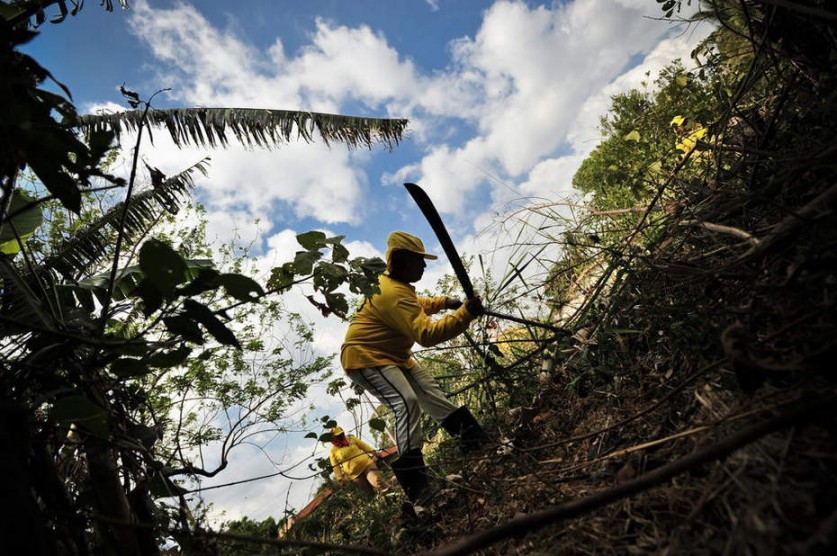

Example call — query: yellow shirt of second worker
[329,436,376,481]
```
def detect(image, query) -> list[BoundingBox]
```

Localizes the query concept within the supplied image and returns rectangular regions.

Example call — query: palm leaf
[42,159,209,281]
[77,108,409,151]
[0,256,56,335]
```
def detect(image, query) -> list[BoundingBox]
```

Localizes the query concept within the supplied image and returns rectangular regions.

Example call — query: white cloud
[288,19,418,108]
[398,0,699,215]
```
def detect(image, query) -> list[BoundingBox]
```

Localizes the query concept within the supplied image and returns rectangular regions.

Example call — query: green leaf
[112,341,151,357]
[111,358,151,378]
[163,314,205,345]
[356,257,386,279]
[148,346,192,368]
[0,189,43,254]
[177,268,221,297]
[305,432,318,439]
[331,242,349,264]
[267,263,296,291]
[219,273,264,301]
[134,278,164,316]
[675,74,689,87]
[369,417,386,432]
[623,130,641,142]
[182,299,241,349]
[296,230,327,250]
[50,395,109,437]
[324,292,348,316]
[139,239,188,298]
[293,250,321,275]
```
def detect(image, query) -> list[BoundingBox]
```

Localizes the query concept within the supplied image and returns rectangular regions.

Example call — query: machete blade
[403,182,476,299]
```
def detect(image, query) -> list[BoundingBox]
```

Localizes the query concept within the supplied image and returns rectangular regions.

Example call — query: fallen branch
[424,393,834,556]
[679,219,760,246]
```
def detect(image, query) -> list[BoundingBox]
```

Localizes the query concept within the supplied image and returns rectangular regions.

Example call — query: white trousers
[348,363,458,454]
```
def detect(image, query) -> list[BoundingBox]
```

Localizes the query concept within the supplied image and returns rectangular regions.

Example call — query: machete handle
[484,309,572,336]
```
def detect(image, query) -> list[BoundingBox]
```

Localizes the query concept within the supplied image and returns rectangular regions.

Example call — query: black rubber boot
[441,406,490,452]
[390,448,429,504]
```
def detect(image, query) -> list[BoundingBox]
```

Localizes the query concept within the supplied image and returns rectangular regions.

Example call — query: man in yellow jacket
[340,231,489,512]
[328,427,389,494]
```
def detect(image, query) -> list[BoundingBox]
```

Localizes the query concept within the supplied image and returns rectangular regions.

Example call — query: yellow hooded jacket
[340,274,476,370]
[329,436,377,481]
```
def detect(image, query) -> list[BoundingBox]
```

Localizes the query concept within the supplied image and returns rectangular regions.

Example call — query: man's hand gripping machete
[403,182,569,336]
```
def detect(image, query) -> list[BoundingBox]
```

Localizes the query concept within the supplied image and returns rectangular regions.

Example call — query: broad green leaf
[183,299,241,349]
[293,250,321,275]
[0,189,43,254]
[0,233,33,255]
[675,74,689,87]
[134,278,164,316]
[112,341,151,357]
[219,273,264,301]
[111,358,151,378]
[139,238,188,298]
[305,432,318,439]
[148,346,192,368]
[50,395,109,437]
[163,314,205,345]
[331,242,349,264]
[296,230,327,250]
[324,292,349,316]
[79,258,215,301]
[177,268,221,297]
[267,263,295,291]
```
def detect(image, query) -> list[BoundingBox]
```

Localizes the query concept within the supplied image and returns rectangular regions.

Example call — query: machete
[404,182,569,335]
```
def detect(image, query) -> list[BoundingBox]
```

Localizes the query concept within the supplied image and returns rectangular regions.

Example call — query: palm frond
[77,108,409,151]
[42,159,209,281]
[0,256,56,336]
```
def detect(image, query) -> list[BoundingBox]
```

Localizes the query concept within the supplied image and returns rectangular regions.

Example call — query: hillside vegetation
[271,1,836,554]
[2,0,834,555]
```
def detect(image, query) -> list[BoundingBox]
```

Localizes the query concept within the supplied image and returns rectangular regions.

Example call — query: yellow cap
[331,426,344,436]
[670,115,686,127]
[385,231,438,267]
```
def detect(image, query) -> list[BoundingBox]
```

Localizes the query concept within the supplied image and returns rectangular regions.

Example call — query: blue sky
[25,0,710,524]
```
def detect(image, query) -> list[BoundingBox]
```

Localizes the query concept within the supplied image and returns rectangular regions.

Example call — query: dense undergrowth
[270,2,836,554]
